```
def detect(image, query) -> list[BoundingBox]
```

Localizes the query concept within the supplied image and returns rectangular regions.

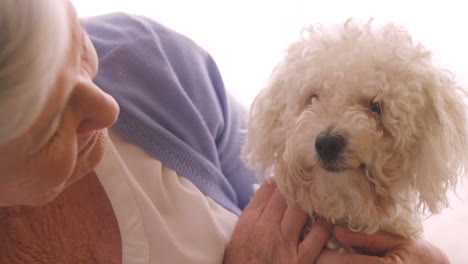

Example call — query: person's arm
[224,180,332,263]
[316,227,450,264]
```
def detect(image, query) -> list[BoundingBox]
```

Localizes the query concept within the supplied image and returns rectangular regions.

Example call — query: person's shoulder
[84,13,203,61]
[84,13,163,39]
[83,13,159,50]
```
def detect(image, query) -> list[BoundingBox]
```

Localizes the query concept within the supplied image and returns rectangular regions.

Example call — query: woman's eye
[49,130,60,143]
[45,128,61,147]
[370,101,382,115]
[308,93,319,103]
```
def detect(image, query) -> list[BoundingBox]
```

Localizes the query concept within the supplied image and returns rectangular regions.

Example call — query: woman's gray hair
[0,0,70,145]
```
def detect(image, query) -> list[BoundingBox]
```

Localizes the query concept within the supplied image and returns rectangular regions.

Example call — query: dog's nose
[315,134,345,162]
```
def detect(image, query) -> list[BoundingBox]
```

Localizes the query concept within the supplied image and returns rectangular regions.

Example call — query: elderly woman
[0,0,449,263]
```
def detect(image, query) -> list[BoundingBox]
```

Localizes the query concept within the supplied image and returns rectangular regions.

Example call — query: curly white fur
[243,19,468,239]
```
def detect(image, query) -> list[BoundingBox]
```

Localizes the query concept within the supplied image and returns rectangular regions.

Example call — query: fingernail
[252,183,261,193]
[334,226,350,234]
[267,178,277,186]
[316,217,326,224]
[317,217,332,231]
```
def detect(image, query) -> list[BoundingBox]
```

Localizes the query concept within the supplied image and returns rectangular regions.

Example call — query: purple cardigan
[84,13,257,215]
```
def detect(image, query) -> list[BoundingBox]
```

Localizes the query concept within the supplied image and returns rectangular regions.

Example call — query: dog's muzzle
[315,133,346,172]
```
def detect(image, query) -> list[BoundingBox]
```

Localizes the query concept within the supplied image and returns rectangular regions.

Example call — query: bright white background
[72,0,468,262]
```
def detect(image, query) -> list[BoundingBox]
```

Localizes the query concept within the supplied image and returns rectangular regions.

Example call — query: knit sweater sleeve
[84,13,258,214]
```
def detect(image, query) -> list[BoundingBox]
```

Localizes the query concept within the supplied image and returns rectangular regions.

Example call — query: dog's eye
[370,101,382,115]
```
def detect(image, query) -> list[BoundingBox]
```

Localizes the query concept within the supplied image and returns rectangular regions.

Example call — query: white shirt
[95,130,238,264]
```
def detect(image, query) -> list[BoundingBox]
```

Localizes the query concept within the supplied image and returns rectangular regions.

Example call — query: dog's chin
[320,162,366,173]
[322,165,346,173]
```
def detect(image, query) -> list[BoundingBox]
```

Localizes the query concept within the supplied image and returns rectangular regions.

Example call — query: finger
[280,202,308,242]
[241,180,276,222]
[316,249,386,264]
[244,180,277,213]
[298,217,332,262]
[334,226,406,256]
[263,188,288,223]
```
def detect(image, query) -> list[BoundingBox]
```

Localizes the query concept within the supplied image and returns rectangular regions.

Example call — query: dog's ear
[242,64,290,177]
[414,80,468,214]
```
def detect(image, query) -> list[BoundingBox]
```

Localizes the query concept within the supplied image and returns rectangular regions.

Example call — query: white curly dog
[243,19,468,250]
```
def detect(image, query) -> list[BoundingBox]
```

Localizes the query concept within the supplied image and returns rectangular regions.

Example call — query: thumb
[334,227,408,256]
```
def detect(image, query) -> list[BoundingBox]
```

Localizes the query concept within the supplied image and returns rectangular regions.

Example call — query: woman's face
[0,3,119,206]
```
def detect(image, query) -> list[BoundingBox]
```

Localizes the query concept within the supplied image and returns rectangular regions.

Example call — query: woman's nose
[73,78,120,135]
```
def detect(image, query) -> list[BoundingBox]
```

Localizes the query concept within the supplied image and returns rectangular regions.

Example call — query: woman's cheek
[39,137,78,195]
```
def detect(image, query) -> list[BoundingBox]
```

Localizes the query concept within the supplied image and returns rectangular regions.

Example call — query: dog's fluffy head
[243,19,468,237]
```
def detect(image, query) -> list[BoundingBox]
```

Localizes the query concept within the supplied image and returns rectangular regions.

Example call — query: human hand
[224,180,332,264]
[317,226,450,264]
